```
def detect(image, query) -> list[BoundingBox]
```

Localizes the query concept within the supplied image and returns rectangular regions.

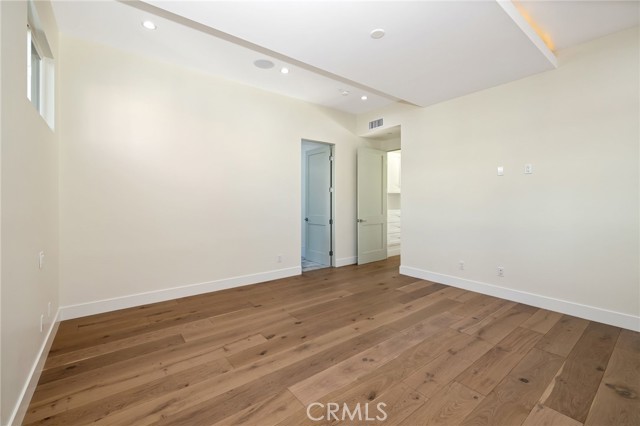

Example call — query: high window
[26,1,54,129]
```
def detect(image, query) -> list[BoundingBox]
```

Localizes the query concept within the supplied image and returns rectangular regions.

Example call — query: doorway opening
[358,125,401,264]
[387,149,401,257]
[301,140,335,272]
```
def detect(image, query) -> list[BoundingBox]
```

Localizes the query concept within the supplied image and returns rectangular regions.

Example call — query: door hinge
[329,219,333,225]
[329,156,334,162]
[329,250,333,256]
[329,187,334,193]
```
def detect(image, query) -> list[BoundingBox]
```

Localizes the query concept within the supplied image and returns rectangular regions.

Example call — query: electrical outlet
[277,254,282,263]
[38,251,45,269]
[524,164,533,174]
[497,266,504,277]
[459,261,465,271]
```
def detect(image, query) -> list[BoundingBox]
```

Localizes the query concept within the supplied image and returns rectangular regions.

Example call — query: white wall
[0,1,59,423]
[58,36,362,315]
[358,27,640,330]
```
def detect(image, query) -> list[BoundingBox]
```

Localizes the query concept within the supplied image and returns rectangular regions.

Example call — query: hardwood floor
[24,257,639,425]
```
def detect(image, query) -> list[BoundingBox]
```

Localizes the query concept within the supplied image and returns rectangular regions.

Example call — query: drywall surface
[58,36,362,311]
[359,27,640,327]
[1,1,59,423]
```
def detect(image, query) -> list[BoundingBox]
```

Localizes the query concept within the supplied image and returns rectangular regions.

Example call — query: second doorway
[302,140,334,272]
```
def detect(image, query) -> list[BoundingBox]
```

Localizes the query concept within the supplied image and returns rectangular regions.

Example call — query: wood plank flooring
[25,257,639,425]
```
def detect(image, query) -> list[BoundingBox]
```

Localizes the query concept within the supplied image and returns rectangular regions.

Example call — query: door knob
[305,218,309,222]
[357,219,366,223]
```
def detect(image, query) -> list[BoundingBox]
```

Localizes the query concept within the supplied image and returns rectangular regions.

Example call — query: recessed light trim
[142,20,157,30]
[361,95,368,101]
[280,67,289,74]
[254,59,275,69]
[370,28,385,39]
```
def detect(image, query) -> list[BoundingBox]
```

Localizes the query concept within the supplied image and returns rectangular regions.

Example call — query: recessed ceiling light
[280,67,289,74]
[339,89,350,96]
[361,95,368,101]
[142,20,157,30]
[254,59,275,69]
[370,29,385,39]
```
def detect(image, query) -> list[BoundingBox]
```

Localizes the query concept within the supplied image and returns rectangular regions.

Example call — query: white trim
[335,256,357,267]
[59,267,301,321]
[400,266,640,332]
[9,309,60,426]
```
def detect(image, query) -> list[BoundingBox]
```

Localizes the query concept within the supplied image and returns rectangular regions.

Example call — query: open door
[357,148,387,264]
[305,145,332,266]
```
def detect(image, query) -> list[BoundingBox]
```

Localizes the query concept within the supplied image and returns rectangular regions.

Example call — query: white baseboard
[59,266,301,321]
[400,266,640,332]
[335,256,357,267]
[9,309,60,426]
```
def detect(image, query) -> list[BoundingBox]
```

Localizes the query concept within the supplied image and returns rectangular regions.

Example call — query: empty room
[1,0,639,425]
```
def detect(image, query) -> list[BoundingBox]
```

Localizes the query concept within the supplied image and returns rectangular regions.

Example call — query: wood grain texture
[535,315,589,357]
[276,376,426,426]
[460,348,564,426]
[542,322,620,423]
[24,257,640,425]
[356,328,473,387]
[455,327,543,395]
[289,312,461,405]
[521,309,563,335]
[398,381,484,426]
[616,328,640,353]
[460,303,538,344]
[211,389,304,426]
[521,404,583,426]
[402,334,493,399]
[584,330,640,426]
[396,280,434,293]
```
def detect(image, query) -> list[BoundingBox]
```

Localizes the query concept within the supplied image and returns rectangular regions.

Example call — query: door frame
[301,139,335,267]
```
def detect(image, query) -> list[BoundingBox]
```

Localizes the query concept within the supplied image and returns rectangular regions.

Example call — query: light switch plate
[497,166,504,176]
[524,164,533,174]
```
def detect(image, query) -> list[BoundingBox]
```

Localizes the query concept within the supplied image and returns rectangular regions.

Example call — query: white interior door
[357,148,387,264]
[305,146,331,266]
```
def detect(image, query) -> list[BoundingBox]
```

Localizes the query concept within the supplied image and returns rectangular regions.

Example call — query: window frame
[27,25,43,112]
[26,6,55,130]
